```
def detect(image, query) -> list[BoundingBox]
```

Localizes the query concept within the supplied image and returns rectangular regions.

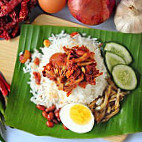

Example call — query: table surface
[2,3,142,142]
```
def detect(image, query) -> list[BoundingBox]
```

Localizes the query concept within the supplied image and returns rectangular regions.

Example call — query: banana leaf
[0,121,5,142]
[0,93,5,142]
[5,25,142,138]
[0,135,5,142]
[0,93,5,116]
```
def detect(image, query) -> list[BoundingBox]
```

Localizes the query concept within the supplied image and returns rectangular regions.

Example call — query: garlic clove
[114,0,142,33]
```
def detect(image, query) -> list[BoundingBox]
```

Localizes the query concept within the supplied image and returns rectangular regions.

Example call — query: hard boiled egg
[60,103,94,133]
[38,0,66,14]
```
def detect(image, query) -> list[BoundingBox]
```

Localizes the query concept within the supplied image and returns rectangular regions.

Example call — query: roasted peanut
[54,108,60,113]
[36,105,46,111]
[45,105,56,112]
[46,121,54,128]
[63,124,69,130]
[47,112,54,121]
[54,109,61,121]
[55,111,60,119]
[53,119,58,124]
[42,111,48,118]
[57,117,61,122]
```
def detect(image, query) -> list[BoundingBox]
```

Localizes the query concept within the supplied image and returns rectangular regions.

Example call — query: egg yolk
[70,104,91,125]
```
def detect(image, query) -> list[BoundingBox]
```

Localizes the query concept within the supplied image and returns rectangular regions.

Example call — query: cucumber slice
[104,42,132,64]
[112,65,137,90]
[105,52,126,72]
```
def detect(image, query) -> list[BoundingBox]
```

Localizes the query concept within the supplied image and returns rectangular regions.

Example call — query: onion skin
[68,0,116,25]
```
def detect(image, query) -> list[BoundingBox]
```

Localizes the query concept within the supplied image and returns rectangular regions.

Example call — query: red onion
[68,0,115,25]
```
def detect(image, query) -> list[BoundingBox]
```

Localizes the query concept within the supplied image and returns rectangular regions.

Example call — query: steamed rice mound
[23,31,108,108]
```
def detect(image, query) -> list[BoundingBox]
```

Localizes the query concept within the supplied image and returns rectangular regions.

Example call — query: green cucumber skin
[105,52,126,73]
[112,65,137,90]
[104,42,132,64]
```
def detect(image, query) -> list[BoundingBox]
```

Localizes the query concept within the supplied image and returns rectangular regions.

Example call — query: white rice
[23,31,108,108]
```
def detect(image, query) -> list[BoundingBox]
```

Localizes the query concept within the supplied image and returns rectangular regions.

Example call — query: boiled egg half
[59,103,94,133]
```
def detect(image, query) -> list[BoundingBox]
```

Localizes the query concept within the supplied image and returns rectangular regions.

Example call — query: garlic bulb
[114,0,142,33]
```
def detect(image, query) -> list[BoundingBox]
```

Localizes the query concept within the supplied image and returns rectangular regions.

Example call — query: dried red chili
[0,30,10,40]
[0,74,10,92]
[19,0,30,22]
[0,0,22,17]
[0,0,37,40]
[0,80,8,96]
[12,23,19,37]
[29,0,37,8]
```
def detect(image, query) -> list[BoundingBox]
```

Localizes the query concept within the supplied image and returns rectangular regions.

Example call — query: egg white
[59,103,94,133]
